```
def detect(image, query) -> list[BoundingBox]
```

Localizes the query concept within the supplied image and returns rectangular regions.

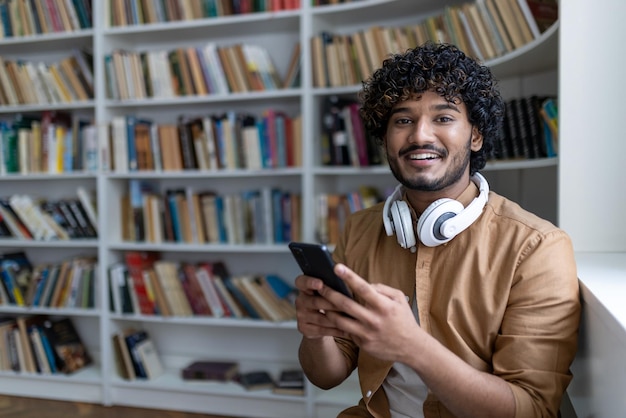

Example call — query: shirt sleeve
[493,229,581,418]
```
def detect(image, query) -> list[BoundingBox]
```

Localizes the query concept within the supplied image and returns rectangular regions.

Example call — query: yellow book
[49,64,73,102]
[55,125,66,173]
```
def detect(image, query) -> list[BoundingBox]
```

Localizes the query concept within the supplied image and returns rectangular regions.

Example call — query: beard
[388,140,472,192]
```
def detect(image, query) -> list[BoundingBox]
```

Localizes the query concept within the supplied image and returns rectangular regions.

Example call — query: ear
[470,126,483,151]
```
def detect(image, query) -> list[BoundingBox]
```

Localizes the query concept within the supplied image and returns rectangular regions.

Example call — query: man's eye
[436,116,453,123]
[396,118,412,124]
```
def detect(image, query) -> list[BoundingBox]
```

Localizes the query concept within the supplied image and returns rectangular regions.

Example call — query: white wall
[559,0,626,252]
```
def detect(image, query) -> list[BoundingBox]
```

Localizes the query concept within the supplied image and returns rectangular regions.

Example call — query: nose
[410,119,435,144]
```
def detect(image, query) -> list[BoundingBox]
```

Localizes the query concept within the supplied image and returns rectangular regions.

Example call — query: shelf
[105,168,303,180]
[110,313,297,329]
[106,241,291,253]
[0,101,96,114]
[103,10,300,40]
[0,305,101,317]
[0,173,98,181]
[104,89,302,109]
[0,238,99,248]
[0,30,94,54]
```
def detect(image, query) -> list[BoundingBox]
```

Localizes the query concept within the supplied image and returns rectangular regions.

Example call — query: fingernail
[336,264,345,274]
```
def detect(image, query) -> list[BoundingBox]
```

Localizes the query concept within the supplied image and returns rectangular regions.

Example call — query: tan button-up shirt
[332,182,580,418]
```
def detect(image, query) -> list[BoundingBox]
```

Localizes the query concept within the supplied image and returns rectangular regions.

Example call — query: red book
[180,263,213,316]
[124,251,160,315]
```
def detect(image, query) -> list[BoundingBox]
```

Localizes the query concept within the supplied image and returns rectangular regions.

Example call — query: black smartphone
[288,242,353,298]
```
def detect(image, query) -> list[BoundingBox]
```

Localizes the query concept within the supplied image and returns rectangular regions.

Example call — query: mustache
[399,144,447,158]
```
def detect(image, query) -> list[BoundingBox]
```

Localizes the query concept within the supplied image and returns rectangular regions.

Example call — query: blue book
[264,275,296,300]
[31,267,50,306]
[126,115,138,171]
[222,276,260,319]
[166,190,183,242]
[257,119,271,169]
[214,195,227,243]
[0,2,12,37]
[124,330,149,379]
[36,326,57,374]
[71,0,92,28]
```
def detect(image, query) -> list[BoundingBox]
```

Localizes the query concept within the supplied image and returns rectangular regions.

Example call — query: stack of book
[104,41,300,100]
[0,49,94,106]
[0,0,92,38]
[316,185,383,246]
[0,315,92,375]
[492,95,558,161]
[107,110,302,173]
[311,0,558,87]
[0,112,98,175]
[112,328,163,380]
[108,0,301,27]
[0,187,98,241]
[0,251,97,309]
[109,254,298,322]
[120,182,300,246]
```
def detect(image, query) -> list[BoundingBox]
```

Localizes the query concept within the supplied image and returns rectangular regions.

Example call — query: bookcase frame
[0,1,559,417]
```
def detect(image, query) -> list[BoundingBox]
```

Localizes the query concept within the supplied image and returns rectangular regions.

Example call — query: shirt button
[366,390,372,398]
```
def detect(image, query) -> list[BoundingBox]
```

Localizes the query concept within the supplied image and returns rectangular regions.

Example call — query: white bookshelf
[0,1,560,416]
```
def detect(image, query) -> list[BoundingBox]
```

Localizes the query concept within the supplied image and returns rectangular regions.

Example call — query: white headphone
[383,173,489,250]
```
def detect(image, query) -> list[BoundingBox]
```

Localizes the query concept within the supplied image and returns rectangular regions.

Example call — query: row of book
[0,49,94,107]
[110,253,297,322]
[0,187,98,240]
[104,42,300,100]
[108,110,302,173]
[312,0,360,5]
[0,0,92,38]
[0,315,92,375]
[0,251,97,309]
[493,95,558,161]
[122,182,300,245]
[310,0,557,88]
[180,360,304,394]
[0,112,98,175]
[316,186,384,245]
[108,0,301,27]
[320,96,385,167]
[112,328,163,380]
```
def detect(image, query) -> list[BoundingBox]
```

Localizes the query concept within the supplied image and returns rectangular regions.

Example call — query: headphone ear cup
[417,198,464,247]
[391,201,416,249]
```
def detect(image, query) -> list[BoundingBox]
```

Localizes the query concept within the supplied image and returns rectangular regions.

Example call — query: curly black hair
[359,42,504,175]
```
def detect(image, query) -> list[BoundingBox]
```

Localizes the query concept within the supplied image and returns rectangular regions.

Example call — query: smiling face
[385,90,483,206]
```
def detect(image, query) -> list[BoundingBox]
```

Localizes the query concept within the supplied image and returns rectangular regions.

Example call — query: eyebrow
[389,102,462,116]
[432,102,462,113]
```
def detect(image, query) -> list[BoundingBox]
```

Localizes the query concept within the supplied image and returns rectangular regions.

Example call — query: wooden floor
[0,395,238,418]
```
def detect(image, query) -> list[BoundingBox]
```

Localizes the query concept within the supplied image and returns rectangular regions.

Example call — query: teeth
[409,153,438,160]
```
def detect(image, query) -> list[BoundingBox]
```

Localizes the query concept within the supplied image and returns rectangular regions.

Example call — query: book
[112,331,135,380]
[152,260,193,317]
[123,329,149,378]
[239,370,275,391]
[40,317,92,374]
[124,251,160,315]
[135,338,164,379]
[272,369,305,396]
[181,360,239,382]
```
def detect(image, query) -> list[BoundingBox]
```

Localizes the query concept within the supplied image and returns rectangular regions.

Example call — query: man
[294,43,580,418]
